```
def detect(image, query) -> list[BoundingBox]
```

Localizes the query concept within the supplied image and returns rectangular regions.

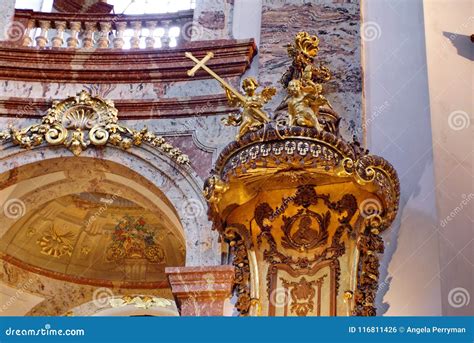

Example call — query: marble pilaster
[166,266,235,316]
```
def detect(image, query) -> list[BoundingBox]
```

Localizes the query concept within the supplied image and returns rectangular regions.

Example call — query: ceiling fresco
[1,193,185,284]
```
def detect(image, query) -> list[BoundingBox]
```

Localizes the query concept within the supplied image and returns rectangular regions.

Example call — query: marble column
[166,266,235,316]
[0,0,15,41]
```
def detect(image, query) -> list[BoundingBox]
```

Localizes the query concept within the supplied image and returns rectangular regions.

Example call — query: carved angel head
[242,77,259,95]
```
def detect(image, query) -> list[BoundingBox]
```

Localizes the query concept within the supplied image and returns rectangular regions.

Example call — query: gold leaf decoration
[0,91,189,165]
[37,226,75,258]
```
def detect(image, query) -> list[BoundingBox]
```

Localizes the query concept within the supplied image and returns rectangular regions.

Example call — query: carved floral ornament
[0,91,189,165]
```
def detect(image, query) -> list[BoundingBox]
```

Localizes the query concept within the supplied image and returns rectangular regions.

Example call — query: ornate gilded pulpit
[188,32,399,316]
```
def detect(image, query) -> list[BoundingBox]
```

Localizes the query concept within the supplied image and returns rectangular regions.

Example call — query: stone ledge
[166,265,235,315]
[0,39,256,83]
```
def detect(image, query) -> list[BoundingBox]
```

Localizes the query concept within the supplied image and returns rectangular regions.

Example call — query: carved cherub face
[242,77,258,95]
[288,80,302,96]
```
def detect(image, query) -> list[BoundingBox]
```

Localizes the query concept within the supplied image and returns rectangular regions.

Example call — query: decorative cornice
[166,266,235,315]
[166,266,235,297]
[0,39,256,83]
[1,254,170,289]
[0,94,232,119]
[213,122,357,173]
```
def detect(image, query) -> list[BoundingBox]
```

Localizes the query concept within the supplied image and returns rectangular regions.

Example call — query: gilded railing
[9,9,195,49]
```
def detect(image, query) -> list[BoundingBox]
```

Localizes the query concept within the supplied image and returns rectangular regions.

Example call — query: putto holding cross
[185,52,276,140]
[185,32,335,141]
[221,77,276,140]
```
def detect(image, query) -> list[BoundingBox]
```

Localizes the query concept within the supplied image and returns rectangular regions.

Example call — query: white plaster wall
[232,0,262,46]
[422,0,473,316]
[232,0,262,78]
[362,0,443,315]
[14,0,48,11]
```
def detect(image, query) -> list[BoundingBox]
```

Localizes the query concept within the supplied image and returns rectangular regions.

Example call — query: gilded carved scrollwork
[0,91,189,165]
[206,122,399,316]
[281,274,326,316]
[203,175,229,205]
[281,210,330,252]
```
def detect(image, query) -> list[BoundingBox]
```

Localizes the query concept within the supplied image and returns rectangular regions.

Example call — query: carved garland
[351,216,384,316]
[0,91,189,165]
[223,224,252,316]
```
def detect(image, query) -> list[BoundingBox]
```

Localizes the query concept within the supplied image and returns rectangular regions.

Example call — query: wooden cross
[185,52,246,103]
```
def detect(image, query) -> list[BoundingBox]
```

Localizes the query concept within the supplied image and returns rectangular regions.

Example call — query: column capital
[166,265,235,316]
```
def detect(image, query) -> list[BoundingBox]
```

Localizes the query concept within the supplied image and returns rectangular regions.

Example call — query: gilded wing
[302,92,317,104]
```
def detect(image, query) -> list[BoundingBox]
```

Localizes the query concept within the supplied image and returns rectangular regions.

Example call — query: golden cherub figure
[301,65,332,111]
[287,79,323,131]
[184,52,276,141]
[222,77,276,140]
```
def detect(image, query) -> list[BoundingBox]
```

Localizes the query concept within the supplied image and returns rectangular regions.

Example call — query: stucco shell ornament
[0,90,189,165]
